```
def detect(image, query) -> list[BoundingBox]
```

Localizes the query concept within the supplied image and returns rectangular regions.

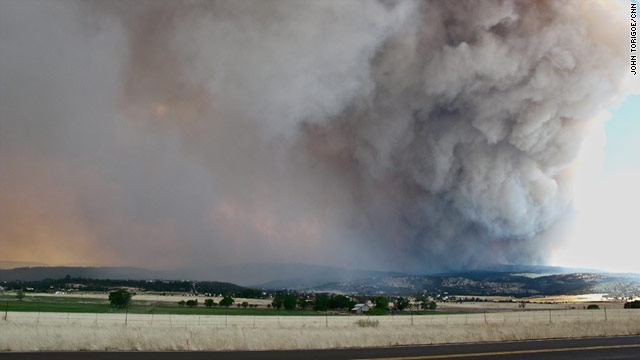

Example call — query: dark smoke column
[296,1,629,271]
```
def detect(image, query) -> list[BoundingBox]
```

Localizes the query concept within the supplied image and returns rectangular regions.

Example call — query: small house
[351,300,374,314]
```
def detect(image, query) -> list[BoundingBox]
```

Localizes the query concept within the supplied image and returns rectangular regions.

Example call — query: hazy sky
[1,0,638,277]
[551,94,640,273]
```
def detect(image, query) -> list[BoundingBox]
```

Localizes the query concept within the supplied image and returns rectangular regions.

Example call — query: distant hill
[303,271,640,298]
[239,264,639,298]
[0,276,253,297]
[0,264,396,285]
[1,264,638,299]
[0,266,172,282]
[0,261,48,269]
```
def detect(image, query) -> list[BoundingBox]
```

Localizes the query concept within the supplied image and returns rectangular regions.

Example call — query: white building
[351,300,374,314]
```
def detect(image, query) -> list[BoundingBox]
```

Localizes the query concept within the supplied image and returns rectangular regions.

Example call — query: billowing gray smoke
[0,0,630,274]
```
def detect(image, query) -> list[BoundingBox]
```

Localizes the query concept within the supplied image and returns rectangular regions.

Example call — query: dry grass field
[2,307,639,351]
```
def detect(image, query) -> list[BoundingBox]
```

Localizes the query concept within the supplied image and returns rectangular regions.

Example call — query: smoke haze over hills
[0,1,634,277]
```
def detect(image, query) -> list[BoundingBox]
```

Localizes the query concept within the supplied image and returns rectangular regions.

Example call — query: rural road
[2,336,639,359]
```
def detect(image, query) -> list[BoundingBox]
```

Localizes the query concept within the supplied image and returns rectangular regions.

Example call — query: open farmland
[5,292,273,309]
[0,292,321,317]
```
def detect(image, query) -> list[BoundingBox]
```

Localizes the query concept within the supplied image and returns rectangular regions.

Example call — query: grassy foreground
[2,310,640,351]
[2,293,640,351]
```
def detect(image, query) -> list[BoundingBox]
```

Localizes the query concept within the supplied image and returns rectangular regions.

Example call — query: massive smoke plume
[0,0,632,275]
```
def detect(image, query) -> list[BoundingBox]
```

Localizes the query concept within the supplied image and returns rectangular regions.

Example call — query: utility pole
[410,305,414,326]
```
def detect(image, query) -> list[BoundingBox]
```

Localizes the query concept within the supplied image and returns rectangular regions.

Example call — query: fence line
[2,309,639,328]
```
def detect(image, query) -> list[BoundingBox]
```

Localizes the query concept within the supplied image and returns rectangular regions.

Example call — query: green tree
[186,299,198,307]
[416,296,436,311]
[374,296,388,311]
[283,295,297,311]
[272,296,283,310]
[329,295,351,310]
[108,289,132,309]
[394,297,409,312]
[16,289,25,302]
[204,298,216,307]
[313,294,329,311]
[416,296,426,310]
[219,296,234,308]
[241,301,249,309]
[178,300,186,307]
[297,297,308,309]
[624,300,640,309]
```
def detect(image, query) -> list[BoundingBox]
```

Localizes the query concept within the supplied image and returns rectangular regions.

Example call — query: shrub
[16,289,25,302]
[587,304,599,310]
[354,319,379,328]
[366,307,386,316]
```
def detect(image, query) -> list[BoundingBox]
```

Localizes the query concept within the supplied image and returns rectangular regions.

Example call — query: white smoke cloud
[0,0,632,274]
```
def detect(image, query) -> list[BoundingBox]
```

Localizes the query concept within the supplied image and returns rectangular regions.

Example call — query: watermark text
[632,2,637,75]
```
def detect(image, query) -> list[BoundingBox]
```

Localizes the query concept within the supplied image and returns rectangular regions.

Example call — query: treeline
[269,293,356,311]
[2,276,265,299]
[268,292,436,314]
[624,300,640,309]
[164,292,437,314]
